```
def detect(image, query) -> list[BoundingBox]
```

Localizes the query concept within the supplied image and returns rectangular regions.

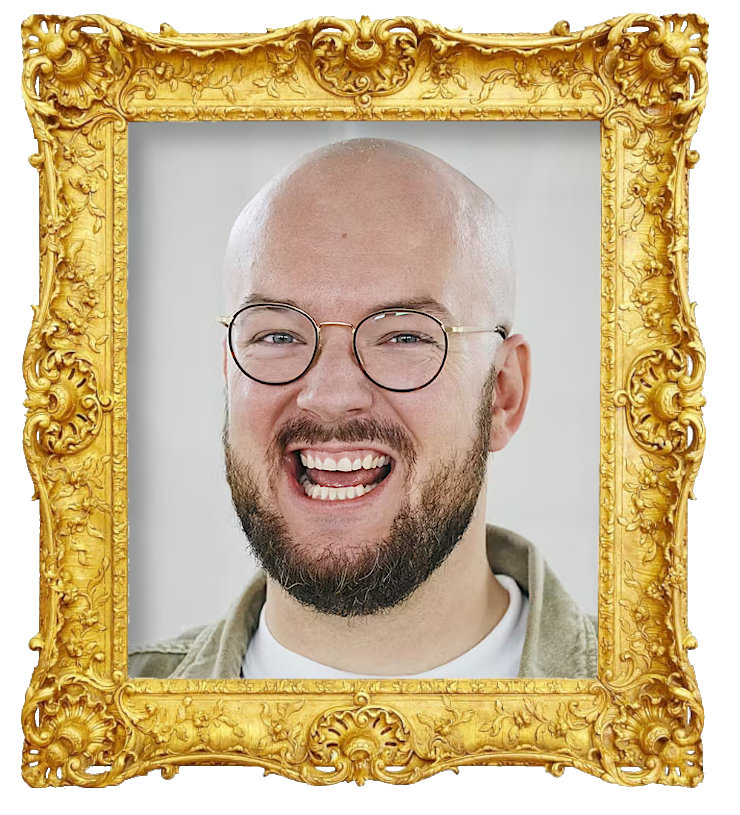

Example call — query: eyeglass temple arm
[447,326,508,339]
[216,316,231,326]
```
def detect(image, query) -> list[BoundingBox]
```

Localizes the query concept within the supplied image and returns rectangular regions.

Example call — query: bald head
[224,138,515,330]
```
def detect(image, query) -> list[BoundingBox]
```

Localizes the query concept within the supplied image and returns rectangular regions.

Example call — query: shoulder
[128,571,268,679]
[486,524,598,678]
[128,624,211,678]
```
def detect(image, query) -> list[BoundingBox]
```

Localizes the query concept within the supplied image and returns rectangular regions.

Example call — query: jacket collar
[172,525,597,680]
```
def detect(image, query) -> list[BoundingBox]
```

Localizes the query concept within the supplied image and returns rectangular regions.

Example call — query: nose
[295,326,374,422]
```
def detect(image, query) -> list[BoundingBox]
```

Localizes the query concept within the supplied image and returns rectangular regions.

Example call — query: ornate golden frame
[20,13,708,787]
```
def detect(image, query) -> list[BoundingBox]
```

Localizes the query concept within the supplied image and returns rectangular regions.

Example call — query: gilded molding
[310,17,420,104]
[20,13,708,787]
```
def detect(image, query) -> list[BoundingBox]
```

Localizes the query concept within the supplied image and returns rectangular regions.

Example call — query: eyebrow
[238,294,455,324]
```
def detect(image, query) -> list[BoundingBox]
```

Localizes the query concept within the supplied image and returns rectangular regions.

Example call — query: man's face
[223,153,502,615]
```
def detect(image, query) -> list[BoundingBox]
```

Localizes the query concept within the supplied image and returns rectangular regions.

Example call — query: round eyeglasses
[218,303,508,393]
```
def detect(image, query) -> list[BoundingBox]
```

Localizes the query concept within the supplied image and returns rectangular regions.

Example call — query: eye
[386,332,435,344]
[253,332,303,345]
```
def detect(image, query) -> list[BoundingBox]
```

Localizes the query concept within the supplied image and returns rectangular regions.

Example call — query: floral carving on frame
[20,13,707,787]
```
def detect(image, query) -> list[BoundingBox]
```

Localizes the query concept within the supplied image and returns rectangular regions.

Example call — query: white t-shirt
[242,574,529,679]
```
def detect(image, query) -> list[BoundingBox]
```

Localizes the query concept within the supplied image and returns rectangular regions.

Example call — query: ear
[490,334,531,452]
[222,335,229,381]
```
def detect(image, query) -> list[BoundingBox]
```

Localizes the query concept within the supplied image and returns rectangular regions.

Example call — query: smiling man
[129,138,597,680]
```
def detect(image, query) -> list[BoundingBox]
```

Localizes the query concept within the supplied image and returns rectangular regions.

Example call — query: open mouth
[288,448,394,501]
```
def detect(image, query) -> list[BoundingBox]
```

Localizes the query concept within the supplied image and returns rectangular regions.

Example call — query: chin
[226,445,485,617]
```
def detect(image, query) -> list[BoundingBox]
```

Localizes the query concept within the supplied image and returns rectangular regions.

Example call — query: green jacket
[129,525,598,679]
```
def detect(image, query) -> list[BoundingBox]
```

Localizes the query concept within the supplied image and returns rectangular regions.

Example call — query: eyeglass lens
[229,305,447,390]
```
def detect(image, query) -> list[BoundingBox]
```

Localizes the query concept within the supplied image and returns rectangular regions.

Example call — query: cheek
[226,373,281,454]
[433,355,494,427]
[403,361,491,453]
[443,346,480,384]
[393,388,477,459]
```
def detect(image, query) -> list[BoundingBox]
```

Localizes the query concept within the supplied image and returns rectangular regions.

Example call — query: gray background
[127,121,601,646]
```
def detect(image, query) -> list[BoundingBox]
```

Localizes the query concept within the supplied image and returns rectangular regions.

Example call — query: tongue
[308,466,388,488]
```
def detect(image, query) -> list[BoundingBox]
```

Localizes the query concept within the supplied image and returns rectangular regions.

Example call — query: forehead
[226,163,486,321]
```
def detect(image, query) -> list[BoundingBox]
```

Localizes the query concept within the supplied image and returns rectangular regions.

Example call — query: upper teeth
[299,453,390,471]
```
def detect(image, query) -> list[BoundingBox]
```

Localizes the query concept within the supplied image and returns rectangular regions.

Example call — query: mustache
[268,416,417,467]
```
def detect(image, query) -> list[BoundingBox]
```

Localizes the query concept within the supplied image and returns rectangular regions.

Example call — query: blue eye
[387,333,434,344]
[253,332,301,344]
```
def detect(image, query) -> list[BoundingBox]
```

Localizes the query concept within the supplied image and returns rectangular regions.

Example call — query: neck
[262,490,509,675]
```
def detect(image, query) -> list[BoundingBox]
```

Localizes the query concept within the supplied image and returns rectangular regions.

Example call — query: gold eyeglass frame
[217,303,508,392]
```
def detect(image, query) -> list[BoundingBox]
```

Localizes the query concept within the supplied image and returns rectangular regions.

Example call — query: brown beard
[223,366,496,617]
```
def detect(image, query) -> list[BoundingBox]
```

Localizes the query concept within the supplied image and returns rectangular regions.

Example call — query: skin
[223,138,531,674]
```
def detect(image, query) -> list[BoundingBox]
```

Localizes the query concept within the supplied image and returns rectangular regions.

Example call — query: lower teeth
[299,477,380,501]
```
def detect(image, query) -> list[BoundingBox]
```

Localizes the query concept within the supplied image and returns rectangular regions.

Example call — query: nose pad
[307,341,324,373]
[353,342,366,372]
